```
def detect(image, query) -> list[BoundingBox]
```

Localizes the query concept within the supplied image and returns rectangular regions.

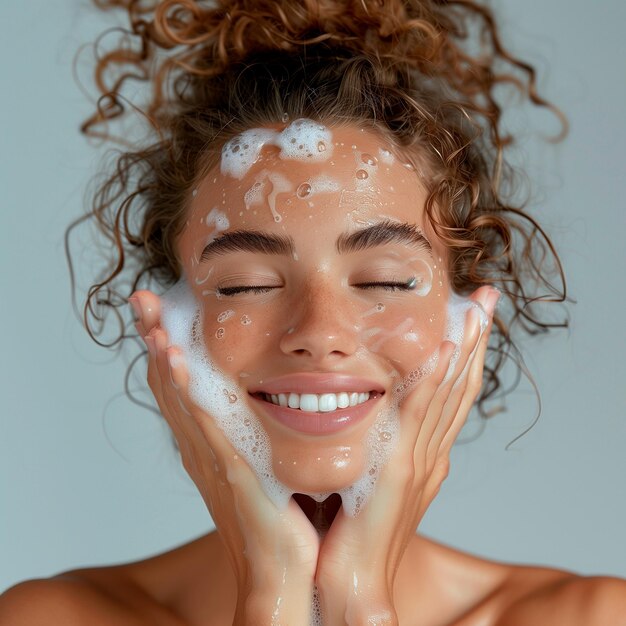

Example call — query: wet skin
[177,125,450,494]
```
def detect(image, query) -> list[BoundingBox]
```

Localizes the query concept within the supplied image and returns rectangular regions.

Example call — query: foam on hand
[161,279,293,508]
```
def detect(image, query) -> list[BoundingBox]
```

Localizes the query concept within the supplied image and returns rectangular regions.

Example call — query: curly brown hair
[68,0,568,426]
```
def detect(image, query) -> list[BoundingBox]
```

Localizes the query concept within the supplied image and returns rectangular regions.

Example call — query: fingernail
[485,288,500,316]
[167,350,180,389]
[128,297,142,322]
[145,335,156,357]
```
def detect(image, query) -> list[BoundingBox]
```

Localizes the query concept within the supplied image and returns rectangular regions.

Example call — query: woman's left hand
[315,286,500,626]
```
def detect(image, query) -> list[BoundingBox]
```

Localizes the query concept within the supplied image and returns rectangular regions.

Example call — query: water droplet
[376,303,385,312]
[232,144,240,153]
[378,431,392,442]
[317,141,326,152]
[403,162,415,171]
[296,182,312,198]
[217,310,234,323]
[191,188,198,197]
[281,112,289,123]
[244,418,251,426]
[369,467,376,475]
[226,355,234,362]
[243,144,249,150]
[274,215,282,222]
[361,153,378,166]
[215,327,225,339]
[298,144,304,149]
[356,169,369,180]
[228,392,238,404]
[290,137,296,144]
[240,314,252,325]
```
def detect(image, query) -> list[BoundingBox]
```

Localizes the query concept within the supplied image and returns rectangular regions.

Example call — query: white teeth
[288,393,300,409]
[263,391,372,411]
[300,394,318,412]
[337,392,350,409]
[318,393,338,412]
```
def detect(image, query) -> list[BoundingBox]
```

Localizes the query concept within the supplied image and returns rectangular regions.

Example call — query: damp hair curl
[68,0,568,424]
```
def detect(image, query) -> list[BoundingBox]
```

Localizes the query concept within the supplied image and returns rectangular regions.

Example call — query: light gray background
[1,0,625,593]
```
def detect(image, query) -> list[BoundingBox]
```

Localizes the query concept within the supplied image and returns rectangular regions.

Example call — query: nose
[279,278,360,363]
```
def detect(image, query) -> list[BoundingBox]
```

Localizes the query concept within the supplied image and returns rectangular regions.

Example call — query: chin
[272,445,367,495]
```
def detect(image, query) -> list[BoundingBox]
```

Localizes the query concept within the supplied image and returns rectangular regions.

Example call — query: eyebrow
[336,220,432,256]
[199,219,431,263]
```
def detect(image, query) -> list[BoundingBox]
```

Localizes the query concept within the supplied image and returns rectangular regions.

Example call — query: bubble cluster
[160,277,488,523]
[221,119,334,179]
[204,207,230,233]
[310,586,322,626]
[161,280,292,508]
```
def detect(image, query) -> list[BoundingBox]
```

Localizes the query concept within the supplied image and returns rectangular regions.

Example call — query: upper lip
[248,373,386,396]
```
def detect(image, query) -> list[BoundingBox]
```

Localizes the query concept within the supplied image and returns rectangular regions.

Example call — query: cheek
[199,302,275,375]
[360,285,448,372]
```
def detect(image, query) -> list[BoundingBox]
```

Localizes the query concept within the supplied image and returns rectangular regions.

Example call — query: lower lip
[249,394,382,435]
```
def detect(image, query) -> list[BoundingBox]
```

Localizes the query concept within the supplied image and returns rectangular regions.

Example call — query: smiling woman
[2,0,625,625]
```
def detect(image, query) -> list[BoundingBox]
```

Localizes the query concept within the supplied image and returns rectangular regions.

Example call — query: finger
[433,288,499,454]
[396,341,456,447]
[129,290,161,337]
[438,303,496,453]
[157,330,242,472]
[148,327,188,440]
[420,306,482,446]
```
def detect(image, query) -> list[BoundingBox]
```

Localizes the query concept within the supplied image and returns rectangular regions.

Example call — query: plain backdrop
[1,0,625,593]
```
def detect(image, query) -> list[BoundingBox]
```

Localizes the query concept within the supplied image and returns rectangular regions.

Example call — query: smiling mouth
[248,389,384,435]
[253,390,382,412]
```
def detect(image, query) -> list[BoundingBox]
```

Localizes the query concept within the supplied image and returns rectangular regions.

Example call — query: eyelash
[216,280,417,297]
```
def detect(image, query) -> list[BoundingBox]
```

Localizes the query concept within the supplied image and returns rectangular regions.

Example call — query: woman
[2,0,625,624]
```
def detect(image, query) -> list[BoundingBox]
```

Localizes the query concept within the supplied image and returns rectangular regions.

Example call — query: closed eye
[354,280,417,291]
[216,280,417,296]
[216,285,277,296]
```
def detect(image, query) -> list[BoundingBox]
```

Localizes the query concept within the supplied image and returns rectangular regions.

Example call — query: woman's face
[177,125,450,494]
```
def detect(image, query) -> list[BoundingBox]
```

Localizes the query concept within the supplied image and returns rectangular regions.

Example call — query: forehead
[183,124,435,253]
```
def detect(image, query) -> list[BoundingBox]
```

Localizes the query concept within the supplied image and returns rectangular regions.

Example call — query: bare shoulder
[0,533,225,626]
[496,571,626,626]
[0,575,144,626]
[410,536,626,626]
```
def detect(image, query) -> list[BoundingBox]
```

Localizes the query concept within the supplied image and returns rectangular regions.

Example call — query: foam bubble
[221,120,334,180]
[161,280,292,508]
[204,207,230,232]
[161,279,488,520]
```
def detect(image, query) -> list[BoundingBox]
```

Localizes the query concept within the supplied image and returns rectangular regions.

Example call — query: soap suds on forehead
[221,119,334,180]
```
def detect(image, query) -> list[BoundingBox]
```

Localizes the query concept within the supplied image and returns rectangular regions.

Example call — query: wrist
[233,568,315,626]
[317,570,397,626]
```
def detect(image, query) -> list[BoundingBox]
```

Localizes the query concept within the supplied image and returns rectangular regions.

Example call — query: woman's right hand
[130,290,319,626]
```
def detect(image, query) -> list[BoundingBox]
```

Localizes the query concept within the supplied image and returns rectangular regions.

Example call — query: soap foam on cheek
[161,279,293,508]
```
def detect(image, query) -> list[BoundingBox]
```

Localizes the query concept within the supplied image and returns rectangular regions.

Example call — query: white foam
[204,207,230,232]
[161,280,292,508]
[160,279,487,519]
[221,120,334,180]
